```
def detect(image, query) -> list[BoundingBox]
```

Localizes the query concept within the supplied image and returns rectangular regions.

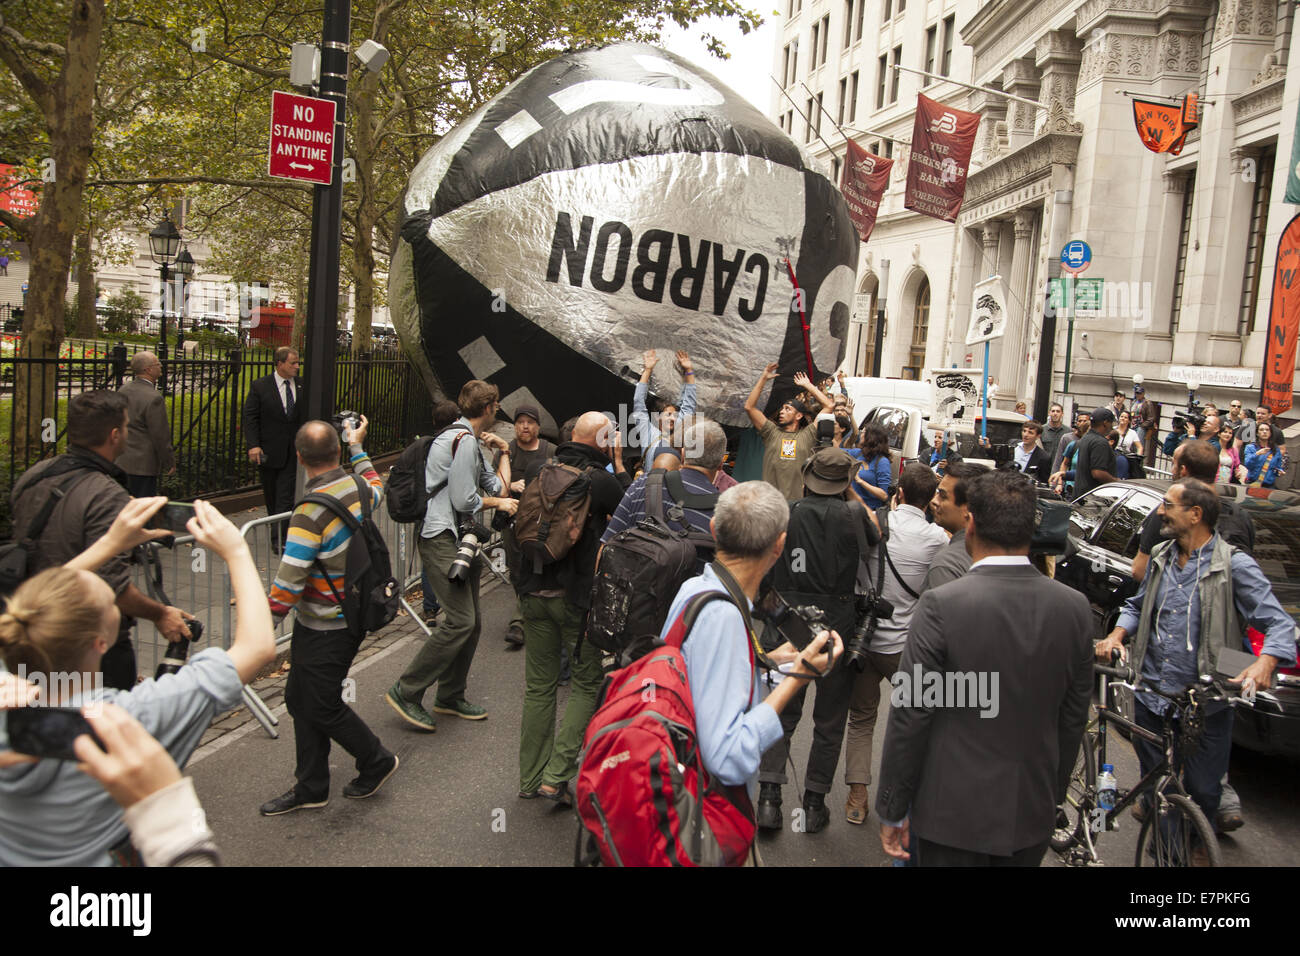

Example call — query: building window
[833,156,842,182]
[925,26,937,80]
[884,139,894,158]
[877,54,887,109]
[890,46,902,103]
[870,140,880,155]
[810,21,820,70]
[844,0,855,46]
[849,70,859,122]
[1239,146,1276,337]
[905,277,931,380]
[805,97,815,142]
[883,0,892,22]
[782,44,792,87]
[855,0,865,40]
[941,15,955,77]
[1169,171,1196,334]
[815,91,824,135]
[838,77,848,125]
[820,14,830,64]
[898,0,906,12]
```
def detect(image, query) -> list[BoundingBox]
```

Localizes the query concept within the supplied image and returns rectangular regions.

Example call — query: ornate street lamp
[173,244,195,348]
[148,215,181,361]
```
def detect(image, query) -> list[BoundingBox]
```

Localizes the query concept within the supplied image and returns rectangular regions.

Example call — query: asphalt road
[187,572,1300,867]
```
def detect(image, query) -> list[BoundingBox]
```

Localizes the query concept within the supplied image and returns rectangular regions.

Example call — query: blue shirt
[632,380,697,459]
[601,467,717,542]
[849,450,892,510]
[421,416,502,539]
[1117,535,1297,715]
[661,565,782,792]
[0,648,244,865]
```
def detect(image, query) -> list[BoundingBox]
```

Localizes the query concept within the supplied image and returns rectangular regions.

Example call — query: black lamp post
[173,244,195,350]
[871,259,890,377]
[148,215,181,363]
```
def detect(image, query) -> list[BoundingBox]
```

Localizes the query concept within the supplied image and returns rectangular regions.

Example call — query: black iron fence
[1,344,431,538]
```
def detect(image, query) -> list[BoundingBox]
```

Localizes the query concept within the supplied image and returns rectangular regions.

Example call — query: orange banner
[1132,98,1194,156]
[1262,212,1300,415]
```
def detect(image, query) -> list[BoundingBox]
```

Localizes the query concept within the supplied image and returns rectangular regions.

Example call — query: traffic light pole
[302,0,350,422]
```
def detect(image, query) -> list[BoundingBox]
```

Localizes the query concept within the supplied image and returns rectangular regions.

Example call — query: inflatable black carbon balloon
[389,42,858,433]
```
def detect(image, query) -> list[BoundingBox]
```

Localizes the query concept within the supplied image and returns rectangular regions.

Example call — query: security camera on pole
[966,275,1007,441]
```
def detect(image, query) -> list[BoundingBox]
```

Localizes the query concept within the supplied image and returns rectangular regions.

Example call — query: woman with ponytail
[0,498,275,865]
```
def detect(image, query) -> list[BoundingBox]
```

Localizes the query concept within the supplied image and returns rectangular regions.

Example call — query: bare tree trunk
[5,0,107,461]
[74,224,97,338]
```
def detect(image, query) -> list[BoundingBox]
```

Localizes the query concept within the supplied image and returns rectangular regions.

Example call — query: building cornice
[962,132,1081,214]
[1232,73,1285,125]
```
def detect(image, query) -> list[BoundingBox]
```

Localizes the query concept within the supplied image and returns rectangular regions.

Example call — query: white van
[846,369,1026,477]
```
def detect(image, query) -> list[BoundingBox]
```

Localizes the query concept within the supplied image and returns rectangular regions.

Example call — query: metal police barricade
[129,527,280,738]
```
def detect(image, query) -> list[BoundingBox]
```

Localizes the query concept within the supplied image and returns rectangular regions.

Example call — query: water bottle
[1097,764,1118,812]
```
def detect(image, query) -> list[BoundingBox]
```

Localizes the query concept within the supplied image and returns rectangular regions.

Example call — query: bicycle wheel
[1134,792,1221,867]
[1051,729,1097,853]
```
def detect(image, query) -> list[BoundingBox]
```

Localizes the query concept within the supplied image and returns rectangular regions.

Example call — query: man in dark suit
[875,469,1094,866]
[242,347,304,547]
[117,351,175,497]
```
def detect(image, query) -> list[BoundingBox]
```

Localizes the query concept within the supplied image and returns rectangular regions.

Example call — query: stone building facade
[771,0,1299,424]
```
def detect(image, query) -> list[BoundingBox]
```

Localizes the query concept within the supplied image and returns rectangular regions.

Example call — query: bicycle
[1051,655,1267,867]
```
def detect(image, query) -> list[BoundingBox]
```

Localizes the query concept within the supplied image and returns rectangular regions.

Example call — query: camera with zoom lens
[331,409,361,439]
[1171,401,1206,435]
[754,585,828,652]
[447,518,491,584]
[814,413,836,449]
[846,590,894,672]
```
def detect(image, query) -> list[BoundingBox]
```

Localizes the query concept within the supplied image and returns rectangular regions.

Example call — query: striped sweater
[268,447,384,631]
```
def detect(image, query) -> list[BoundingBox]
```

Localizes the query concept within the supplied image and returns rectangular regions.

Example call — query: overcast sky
[657,13,779,116]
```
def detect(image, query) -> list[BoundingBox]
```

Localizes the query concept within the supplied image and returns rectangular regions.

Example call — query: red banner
[0,164,39,219]
[840,140,893,242]
[1132,98,1195,156]
[903,93,980,223]
[1262,212,1300,415]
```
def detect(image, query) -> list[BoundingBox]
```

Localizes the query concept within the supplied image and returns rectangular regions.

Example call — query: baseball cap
[514,404,540,425]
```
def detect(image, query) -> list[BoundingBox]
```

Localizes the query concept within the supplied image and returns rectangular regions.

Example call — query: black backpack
[302,475,400,636]
[585,470,719,666]
[385,424,472,523]
[0,459,100,599]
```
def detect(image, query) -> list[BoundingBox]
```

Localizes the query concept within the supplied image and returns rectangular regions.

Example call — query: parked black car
[1056,478,1300,757]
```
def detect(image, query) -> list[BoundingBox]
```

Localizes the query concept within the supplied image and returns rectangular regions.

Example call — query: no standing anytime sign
[268,90,336,186]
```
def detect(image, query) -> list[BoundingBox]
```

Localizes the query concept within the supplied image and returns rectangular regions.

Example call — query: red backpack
[574,590,757,867]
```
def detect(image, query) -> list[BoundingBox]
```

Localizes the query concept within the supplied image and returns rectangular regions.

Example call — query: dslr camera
[448,517,491,583]
[814,412,836,449]
[754,585,829,653]
[846,590,894,672]
[331,409,361,439]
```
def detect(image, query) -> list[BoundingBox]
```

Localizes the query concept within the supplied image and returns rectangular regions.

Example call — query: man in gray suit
[117,351,175,497]
[876,470,1094,866]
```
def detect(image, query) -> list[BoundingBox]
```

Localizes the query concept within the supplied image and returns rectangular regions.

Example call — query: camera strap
[706,561,803,677]
[878,512,919,600]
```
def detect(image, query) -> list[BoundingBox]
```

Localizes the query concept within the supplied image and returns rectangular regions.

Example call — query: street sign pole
[302,0,350,422]
[1063,275,1075,392]
[981,340,990,441]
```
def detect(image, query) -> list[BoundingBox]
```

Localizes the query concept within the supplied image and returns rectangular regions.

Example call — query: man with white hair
[662,481,843,815]
[117,351,174,497]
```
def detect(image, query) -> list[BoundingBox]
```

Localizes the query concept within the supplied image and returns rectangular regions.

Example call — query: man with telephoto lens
[387,380,517,731]
[755,448,879,834]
